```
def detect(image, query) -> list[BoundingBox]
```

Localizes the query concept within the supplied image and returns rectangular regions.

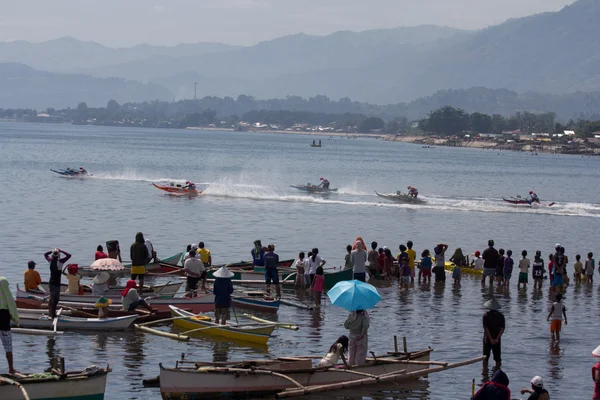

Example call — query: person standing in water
[308,248,326,285]
[482,240,499,287]
[44,248,72,318]
[351,240,368,282]
[406,241,416,283]
[547,292,567,341]
[433,244,448,283]
[517,250,530,290]
[482,298,505,368]
[503,250,514,287]
[532,251,545,290]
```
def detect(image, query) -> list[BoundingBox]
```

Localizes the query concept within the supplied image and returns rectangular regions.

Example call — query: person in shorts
[184,250,206,295]
[547,292,567,341]
[482,240,499,287]
[482,298,505,368]
[518,250,530,289]
[130,232,149,290]
[0,277,18,374]
[213,267,234,325]
[503,250,514,287]
[420,249,432,284]
[399,257,411,288]
[532,251,545,290]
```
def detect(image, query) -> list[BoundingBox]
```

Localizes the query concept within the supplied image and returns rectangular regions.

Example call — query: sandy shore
[185,126,387,139]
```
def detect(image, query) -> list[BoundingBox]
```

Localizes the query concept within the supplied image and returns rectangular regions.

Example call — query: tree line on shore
[2,98,600,137]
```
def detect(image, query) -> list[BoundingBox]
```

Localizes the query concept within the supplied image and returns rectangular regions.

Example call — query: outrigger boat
[15,311,137,331]
[443,262,483,276]
[290,184,337,194]
[153,183,203,195]
[157,348,484,399]
[16,285,215,314]
[39,281,183,297]
[232,291,280,313]
[0,361,110,400]
[375,191,426,204]
[503,196,555,207]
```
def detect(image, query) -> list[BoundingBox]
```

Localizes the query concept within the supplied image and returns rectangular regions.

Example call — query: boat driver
[319,178,330,189]
[407,186,419,198]
[527,191,539,204]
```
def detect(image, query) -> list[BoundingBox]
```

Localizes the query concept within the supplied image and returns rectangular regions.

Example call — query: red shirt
[95,251,108,260]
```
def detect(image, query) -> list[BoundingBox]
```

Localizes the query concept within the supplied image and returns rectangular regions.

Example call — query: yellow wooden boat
[169,306,275,345]
[443,261,483,275]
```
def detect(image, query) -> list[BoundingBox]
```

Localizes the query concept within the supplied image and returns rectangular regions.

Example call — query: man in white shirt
[184,250,206,295]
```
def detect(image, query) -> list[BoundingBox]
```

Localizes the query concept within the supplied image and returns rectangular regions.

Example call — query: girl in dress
[318,335,349,367]
[312,266,325,307]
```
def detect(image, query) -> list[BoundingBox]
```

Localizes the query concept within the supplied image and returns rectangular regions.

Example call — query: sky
[0,0,577,47]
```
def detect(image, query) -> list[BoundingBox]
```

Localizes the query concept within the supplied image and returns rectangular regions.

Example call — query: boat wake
[91,171,186,183]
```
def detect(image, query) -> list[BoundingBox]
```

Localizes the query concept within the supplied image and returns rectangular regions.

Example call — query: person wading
[482,298,505,368]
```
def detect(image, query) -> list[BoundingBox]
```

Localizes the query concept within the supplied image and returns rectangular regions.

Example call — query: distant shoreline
[185,126,388,139]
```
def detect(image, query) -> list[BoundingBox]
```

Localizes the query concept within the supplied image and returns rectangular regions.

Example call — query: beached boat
[158,348,482,399]
[39,281,183,297]
[15,312,137,331]
[375,191,426,204]
[169,306,275,345]
[153,183,203,195]
[16,286,215,314]
[0,364,110,400]
[78,252,184,278]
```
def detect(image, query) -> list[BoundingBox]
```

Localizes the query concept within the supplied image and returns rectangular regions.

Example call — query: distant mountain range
[1,0,600,116]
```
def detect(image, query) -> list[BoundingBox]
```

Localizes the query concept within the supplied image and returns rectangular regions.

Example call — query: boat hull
[170,306,274,345]
[0,370,108,400]
[443,262,483,276]
[15,314,138,331]
[289,185,337,194]
[153,183,203,195]
[375,191,426,204]
[78,252,183,278]
[231,296,280,313]
[159,350,431,399]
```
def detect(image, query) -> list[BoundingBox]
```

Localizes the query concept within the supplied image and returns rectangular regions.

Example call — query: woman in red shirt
[95,245,108,260]
[593,345,600,400]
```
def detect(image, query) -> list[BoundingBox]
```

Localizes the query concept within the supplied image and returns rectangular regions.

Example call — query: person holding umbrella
[328,280,380,366]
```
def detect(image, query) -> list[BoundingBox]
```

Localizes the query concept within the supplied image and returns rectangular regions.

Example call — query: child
[503,250,514,287]
[420,249,432,284]
[532,251,545,290]
[546,292,567,341]
[496,249,505,285]
[64,264,82,295]
[305,252,313,288]
[318,335,350,367]
[399,257,411,288]
[94,296,112,318]
[344,245,353,270]
[518,250,530,289]
[573,254,583,284]
[585,252,595,284]
[452,260,461,284]
[312,266,325,307]
[548,254,554,287]
[295,252,307,289]
[472,250,484,270]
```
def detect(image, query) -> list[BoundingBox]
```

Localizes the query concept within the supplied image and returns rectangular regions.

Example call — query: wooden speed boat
[153,183,203,195]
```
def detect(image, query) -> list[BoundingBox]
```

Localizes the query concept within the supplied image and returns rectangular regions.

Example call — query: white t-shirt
[350,250,367,274]
[296,258,309,275]
[473,258,484,270]
[121,288,141,311]
[318,343,344,367]
[551,302,566,320]
[184,257,205,277]
[308,255,323,274]
[519,258,530,273]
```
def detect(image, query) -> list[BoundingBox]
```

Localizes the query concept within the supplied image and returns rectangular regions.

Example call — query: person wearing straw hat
[592,345,600,399]
[213,266,234,325]
[482,298,505,368]
[94,296,113,319]
[92,272,111,296]
[520,376,549,400]
[0,277,19,374]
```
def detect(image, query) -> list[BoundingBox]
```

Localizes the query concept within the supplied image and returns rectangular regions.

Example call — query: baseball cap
[27,260,36,268]
[530,376,543,388]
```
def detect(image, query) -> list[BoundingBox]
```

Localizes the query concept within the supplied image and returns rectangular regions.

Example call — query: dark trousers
[48,283,61,318]
[483,339,501,362]
[354,272,366,282]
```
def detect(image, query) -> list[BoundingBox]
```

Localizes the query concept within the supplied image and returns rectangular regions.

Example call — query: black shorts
[483,339,501,362]
[186,277,200,291]
[131,274,145,280]
[265,268,279,285]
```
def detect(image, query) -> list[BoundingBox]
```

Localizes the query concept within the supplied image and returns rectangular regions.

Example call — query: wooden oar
[243,314,299,330]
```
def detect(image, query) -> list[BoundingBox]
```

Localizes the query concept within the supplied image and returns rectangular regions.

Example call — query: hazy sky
[0,0,576,47]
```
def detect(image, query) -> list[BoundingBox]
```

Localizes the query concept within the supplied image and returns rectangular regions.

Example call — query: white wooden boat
[0,365,109,400]
[159,349,435,398]
[15,312,137,331]
[16,285,215,314]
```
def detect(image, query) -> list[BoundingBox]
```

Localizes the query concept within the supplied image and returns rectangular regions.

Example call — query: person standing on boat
[406,241,416,283]
[130,232,149,290]
[196,242,212,268]
[107,240,122,262]
[318,177,330,189]
[482,240,499,287]
[184,250,206,295]
[308,248,326,285]
[44,248,72,319]
[251,240,265,268]
[23,260,41,291]
[0,277,19,374]
[344,309,369,366]
[407,186,418,198]
[433,244,448,282]
[351,240,368,282]
[482,298,505,368]
[264,244,280,297]
[213,266,234,325]
[295,252,308,289]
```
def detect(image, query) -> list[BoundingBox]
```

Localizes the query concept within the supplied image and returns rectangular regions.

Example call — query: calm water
[1,122,600,399]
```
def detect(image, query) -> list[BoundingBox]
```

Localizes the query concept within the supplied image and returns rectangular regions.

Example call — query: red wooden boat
[153,183,203,195]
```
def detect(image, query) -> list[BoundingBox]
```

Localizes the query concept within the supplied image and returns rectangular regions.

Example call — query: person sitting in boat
[407,186,419,198]
[24,260,42,291]
[121,280,155,313]
[472,369,511,400]
[92,272,111,296]
[318,335,350,368]
[184,181,196,190]
[95,296,112,319]
[318,177,330,189]
[79,167,87,175]
[527,191,539,204]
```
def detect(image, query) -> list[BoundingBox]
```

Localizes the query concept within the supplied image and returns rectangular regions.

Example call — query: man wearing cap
[482,298,505,368]
[482,240,499,287]
[520,376,549,399]
[264,244,280,297]
[24,261,42,291]
[213,267,234,325]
